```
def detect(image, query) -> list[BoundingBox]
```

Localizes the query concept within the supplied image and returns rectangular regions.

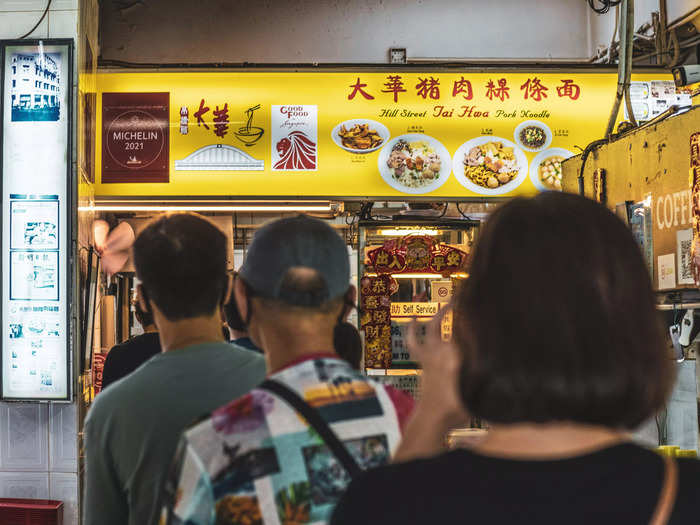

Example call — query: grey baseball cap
[239,215,350,306]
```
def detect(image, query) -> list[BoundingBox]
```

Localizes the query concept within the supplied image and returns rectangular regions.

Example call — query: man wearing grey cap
[160,215,413,525]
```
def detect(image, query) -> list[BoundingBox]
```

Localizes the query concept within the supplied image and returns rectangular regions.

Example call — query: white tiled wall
[0,471,49,499]
[50,472,78,525]
[0,403,49,471]
[0,0,76,10]
[0,9,48,38]
[49,403,78,472]
[0,3,80,523]
[48,9,79,42]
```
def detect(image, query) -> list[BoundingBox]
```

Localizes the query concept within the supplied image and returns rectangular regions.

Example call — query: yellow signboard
[390,302,440,318]
[95,71,674,198]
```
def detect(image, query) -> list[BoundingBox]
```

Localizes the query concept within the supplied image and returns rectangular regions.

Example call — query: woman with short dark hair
[332,192,700,525]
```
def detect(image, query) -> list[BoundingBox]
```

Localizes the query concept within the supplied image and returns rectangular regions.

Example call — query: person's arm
[383,385,415,431]
[393,313,469,463]
[82,407,128,525]
[394,401,465,462]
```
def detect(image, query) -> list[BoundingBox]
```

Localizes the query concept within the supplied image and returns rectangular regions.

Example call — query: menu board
[1,40,72,401]
[624,80,692,123]
[94,70,676,198]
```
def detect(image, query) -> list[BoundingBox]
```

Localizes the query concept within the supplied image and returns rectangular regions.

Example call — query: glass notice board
[1,40,73,400]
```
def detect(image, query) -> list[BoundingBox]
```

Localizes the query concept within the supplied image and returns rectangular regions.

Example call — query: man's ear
[343,285,357,321]
[348,285,357,305]
[136,284,151,314]
[222,273,234,306]
[234,277,249,324]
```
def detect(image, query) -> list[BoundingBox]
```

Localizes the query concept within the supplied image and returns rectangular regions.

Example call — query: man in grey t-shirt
[83,213,266,525]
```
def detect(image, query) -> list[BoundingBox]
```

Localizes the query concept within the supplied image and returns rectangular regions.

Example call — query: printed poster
[625,80,691,123]
[6,303,62,393]
[271,105,318,171]
[677,229,694,286]
[658,253,677,290]
[10,198,59,250]
[10,251,59,301]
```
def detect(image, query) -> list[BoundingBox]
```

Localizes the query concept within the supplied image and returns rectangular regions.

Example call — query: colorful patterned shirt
[161,356,413,525]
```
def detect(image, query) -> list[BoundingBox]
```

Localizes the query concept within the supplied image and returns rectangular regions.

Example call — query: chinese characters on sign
[360,275,395,369]
[348,75,581,104]
[486,78,510,102]
[689,132,700,284]
[367,235,467,276]
[189,99,265,146]
[381,75,406,103]
[520,77,549,101]
[452,77,474,100]
[416,77,440,100]
[557,79,581,100]
[348,77,375,100]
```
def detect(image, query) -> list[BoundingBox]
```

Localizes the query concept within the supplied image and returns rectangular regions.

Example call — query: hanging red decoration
[367,235,467,276]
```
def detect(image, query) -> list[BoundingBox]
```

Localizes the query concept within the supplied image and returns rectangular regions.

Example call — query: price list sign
[1,40,73,400]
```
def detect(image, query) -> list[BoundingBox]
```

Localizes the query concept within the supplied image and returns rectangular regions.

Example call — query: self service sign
[1,40,73,401]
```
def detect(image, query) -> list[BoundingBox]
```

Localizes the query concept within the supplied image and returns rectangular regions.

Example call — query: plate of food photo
[377,134,452,195]
[452,136,528,196]
[529,147,574,192]
[514,120,552,152]
[332,119,390,154]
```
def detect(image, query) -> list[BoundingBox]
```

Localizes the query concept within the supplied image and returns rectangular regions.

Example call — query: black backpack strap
[259,379,362,479]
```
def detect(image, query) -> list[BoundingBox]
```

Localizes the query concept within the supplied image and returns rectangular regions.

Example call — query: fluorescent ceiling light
[379,229,440,236]
[391,273,444,279]
[78,204,334,213]
[364,272,468,279]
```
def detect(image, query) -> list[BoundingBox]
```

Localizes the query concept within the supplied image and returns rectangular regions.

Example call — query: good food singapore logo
[278,105,309,129]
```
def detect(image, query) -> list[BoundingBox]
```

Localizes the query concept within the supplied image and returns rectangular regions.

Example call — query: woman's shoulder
[331,453,460,525]
[676,457,700,495]
[339,452,463,502]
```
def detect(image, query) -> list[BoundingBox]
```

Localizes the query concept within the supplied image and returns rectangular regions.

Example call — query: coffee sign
[102,92,169,183]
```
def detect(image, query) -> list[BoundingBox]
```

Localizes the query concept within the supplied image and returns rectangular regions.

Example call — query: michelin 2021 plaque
[102,92,170,183]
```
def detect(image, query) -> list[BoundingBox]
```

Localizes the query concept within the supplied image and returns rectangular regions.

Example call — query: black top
[101,332,161,390]
[232,336,263,354]
[331,443,700,525]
